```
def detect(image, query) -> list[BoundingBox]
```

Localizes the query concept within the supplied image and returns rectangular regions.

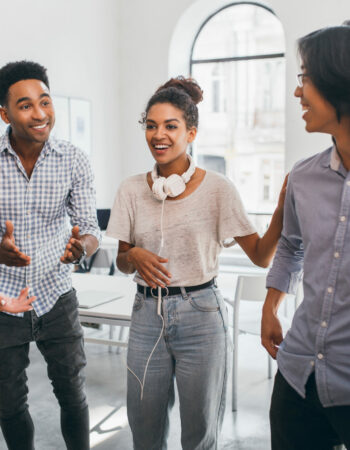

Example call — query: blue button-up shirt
[267,145,350,407]
[0,128,101,317]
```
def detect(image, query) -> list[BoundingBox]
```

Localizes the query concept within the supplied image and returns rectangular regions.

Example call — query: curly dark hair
[140,76,203,129]
[0,60,49,106]
[298,25,350,121]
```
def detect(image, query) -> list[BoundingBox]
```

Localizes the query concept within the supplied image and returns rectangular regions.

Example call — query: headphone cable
[127,197,167,400]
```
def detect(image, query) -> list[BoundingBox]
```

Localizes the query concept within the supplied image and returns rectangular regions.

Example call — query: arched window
[190,2,285,221]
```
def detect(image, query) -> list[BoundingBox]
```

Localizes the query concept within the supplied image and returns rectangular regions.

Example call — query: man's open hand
[0,221,30,267]
[0,287,36,313]
[60,226,86,264]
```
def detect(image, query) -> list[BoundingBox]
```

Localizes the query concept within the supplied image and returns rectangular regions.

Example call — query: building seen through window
[191,2,285,230]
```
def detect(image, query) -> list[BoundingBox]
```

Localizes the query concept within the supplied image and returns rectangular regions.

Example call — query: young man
[261,26,350,450]
[0,61,101,450]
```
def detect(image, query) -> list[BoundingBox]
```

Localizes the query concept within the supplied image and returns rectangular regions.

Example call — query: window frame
[189,1,285,71]
[189,1,286,221]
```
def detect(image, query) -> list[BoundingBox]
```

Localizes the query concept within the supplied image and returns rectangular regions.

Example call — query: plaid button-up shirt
[0,128,101,317]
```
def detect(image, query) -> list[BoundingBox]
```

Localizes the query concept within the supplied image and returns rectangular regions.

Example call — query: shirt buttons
[334,252,340,258]
[340,216,346,222]
[327,287,333,294]
[310,361,315,367]
[321,321,327,328]
[317,353,324,360]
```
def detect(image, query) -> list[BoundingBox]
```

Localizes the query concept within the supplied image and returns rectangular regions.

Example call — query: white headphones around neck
[151,155,196,201]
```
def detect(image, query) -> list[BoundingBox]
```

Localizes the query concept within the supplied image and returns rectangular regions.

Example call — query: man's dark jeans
[270,370,350,450]
[0,289,89,450]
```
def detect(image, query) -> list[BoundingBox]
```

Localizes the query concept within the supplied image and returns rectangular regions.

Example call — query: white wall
[2,0,349,205]
[118,0,350,178]
[273,0,350,170]
[0,0,121,207]
[117,0,197,178]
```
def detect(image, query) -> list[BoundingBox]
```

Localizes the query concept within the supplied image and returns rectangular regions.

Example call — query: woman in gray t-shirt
[107,77,286,449]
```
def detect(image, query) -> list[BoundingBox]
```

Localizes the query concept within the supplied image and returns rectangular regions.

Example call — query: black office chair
[97,209,111,231]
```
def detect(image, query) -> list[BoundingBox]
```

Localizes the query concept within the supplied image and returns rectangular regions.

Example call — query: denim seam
[188,296,220,312]
[215,324,227,450]
[213,288,228,331]
[213,287,228,449]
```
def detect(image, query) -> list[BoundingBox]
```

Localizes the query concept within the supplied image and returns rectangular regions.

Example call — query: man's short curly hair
[0,61,49,106]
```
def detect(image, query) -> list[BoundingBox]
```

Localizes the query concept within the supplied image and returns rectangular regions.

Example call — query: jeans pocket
[189,288,220,312]
[213,287,229,331]
[133,293,144,311]
[60,289,79,313]
[42,289,83,340]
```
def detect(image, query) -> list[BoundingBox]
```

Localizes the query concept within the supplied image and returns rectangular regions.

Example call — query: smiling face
[294,67,338,135]
[0,78,55,144]
[145,102,196,168]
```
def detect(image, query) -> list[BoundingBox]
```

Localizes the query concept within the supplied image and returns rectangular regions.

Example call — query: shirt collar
[321,140,348,177]
[0,126,12,154]
[0,126,64,155]
[330,145,342,171]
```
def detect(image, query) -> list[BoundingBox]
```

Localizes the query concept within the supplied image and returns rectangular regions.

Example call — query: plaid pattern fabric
[0,128,101,317]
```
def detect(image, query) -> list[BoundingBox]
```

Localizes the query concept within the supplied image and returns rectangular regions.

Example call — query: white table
[73,273,135,347]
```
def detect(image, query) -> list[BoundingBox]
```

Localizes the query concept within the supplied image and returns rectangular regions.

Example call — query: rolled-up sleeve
[266,172,304,294]
[66,148,101,244]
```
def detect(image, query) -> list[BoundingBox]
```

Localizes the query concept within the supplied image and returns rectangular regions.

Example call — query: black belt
[137,279,215,297]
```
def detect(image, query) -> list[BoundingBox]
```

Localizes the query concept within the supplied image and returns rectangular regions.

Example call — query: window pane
[192,4,284,60]
[192,58,285,213]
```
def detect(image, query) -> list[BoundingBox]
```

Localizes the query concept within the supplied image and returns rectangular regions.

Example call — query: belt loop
[143,286,147,299]
[180,287,188,300]
[214,277,218,288]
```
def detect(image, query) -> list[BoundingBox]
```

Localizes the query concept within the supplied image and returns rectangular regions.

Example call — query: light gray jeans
[127,285,229,450]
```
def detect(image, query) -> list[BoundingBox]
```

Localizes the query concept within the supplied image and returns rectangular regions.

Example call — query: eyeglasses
[297,73,308,88]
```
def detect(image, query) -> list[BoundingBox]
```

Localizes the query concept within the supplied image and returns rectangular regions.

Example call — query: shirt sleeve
[66,147,101,244]
[266,172,304,294]
[106,181,134,244]
[218,178,257,247]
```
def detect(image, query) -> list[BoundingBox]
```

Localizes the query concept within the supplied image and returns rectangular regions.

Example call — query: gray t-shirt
[106,170,256,286]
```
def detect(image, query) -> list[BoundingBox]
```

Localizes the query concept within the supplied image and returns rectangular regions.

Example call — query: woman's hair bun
[156,76,203,105]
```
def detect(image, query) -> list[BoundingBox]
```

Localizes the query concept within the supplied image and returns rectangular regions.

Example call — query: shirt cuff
[79,228,102,247]
[266,270,302,295]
